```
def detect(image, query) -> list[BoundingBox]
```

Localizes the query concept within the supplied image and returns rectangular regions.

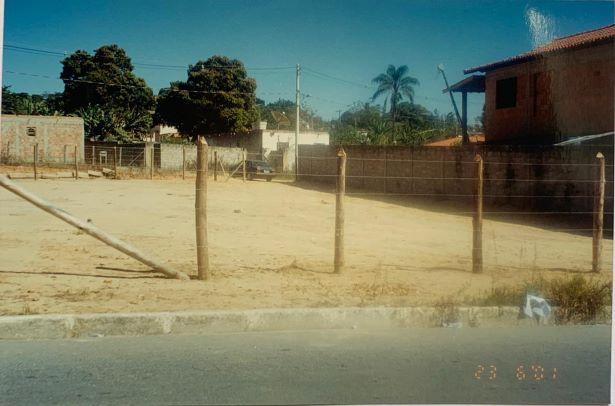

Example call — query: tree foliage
[331,100,460,146]
[256,98,328,131]
[371,65,419,123]
[154,55,258,139]
[2,86,63,116]
[340,102,381,129]
[60,44,154,140]
[77,104,153,143]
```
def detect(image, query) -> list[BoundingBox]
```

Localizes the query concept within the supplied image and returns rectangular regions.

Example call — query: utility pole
[437,65,467,144]
[295,64,300,181]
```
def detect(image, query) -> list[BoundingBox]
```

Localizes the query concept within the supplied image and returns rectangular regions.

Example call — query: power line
[3,44,295,72]
[304,94,353,108]
[3,44,67,56]
[3,70,292,97]
[4,43,484,112]
[303,67,375,90]
[303,67,483,109]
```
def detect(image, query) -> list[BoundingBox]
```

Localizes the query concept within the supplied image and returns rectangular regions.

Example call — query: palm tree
[371,65,419,140]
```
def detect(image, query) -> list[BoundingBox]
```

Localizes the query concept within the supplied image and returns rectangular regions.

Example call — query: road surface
[0,326,610,404]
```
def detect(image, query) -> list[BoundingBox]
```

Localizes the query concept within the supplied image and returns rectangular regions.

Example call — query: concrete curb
[0,306,610,340]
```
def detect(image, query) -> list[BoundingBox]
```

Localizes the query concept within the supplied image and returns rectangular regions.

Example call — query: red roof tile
[465,24,615,74]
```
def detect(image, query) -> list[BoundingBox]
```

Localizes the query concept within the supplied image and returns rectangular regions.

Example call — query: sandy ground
[0,175,612,315]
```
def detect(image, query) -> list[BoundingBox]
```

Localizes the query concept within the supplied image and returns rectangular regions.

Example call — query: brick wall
[160,143,244,170]
[1,115,85,163]
[298,144,614,215]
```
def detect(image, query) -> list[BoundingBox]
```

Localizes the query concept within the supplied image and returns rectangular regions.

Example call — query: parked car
[244,160,275,181]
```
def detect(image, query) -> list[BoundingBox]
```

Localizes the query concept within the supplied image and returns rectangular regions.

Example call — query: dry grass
[468,275,612,324]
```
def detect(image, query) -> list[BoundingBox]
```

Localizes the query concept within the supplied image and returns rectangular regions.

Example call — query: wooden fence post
[214,150,218,181]
[182,146,186,180]
[383,149,388,193]
[242,149,247,182]
[334,147,347,273]
[473,154,484,273]
[119,146,122,167]
[441,149,445,194]
[410,149,415,194]
[74,145,78,180]
[113,146,118,179]
[33,144,38,180]
[592,152,605,273]
[4,141,11,163]
[195,137,209,280]
[92,145,95,166]
[150,145,154,179]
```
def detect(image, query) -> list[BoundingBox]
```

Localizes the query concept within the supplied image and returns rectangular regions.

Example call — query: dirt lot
[0,175,612,315]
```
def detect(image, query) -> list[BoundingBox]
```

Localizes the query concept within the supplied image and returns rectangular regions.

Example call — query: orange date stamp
[474,365,557,381]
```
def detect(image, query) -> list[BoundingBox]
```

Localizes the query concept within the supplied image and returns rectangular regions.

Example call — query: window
[495,77,517,109]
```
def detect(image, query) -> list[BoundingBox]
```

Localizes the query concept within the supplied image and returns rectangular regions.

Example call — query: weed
[547,275,611,324]
[434,296,461,326]
[469,275,611,324]
[21,303,38,315]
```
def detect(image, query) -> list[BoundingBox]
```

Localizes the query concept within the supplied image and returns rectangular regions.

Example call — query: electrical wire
[3,44,295,72]
[3,70,292,97]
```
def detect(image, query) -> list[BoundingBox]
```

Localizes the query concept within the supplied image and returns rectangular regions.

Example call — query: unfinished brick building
[451,24,614,144]
[0,115,85,163]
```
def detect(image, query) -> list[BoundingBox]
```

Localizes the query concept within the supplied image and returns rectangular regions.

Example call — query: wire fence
[0,142,292,180]
[1,141,613,283]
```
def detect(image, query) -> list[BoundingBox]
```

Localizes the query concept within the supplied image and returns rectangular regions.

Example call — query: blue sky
[2,0,613,122]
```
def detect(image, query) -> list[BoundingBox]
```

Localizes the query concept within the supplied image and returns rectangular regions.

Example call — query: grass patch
[469,275,611,324]
[548,275,611,324]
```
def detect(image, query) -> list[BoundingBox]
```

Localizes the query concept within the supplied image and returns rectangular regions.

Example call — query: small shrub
[546,275,611,324]
[470,277,548,307]
[471,285,524,307]
[469,275,611,324]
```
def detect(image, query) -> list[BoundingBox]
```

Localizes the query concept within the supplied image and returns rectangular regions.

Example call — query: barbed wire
[295,173,608,183]
[342,192,608,198]
[296,155,612,166]
[8,145,610,176]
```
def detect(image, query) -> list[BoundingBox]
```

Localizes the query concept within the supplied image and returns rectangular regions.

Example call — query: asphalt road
[0,326,610,405]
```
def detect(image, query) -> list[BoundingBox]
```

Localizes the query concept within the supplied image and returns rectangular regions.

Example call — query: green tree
[371,65,419,128]
[340,102,381,129]
[256,98,327,131]
[78,104,153,143]
[60,45,154,140]
[395,102,436,129]
[2,86,62,116]
[154,55,258,139]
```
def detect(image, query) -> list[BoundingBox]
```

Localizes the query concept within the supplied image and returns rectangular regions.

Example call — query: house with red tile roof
[446,24,614,144]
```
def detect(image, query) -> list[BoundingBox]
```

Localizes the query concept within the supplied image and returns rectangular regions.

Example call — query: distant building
[446,24,614,144]
[148,125,180,143]
[207,123,330,172]
[0,115,85,163]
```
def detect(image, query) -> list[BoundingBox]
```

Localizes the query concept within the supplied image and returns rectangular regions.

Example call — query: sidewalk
[2,305,599,340]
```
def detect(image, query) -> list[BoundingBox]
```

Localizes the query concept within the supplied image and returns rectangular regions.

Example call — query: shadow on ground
[285,179,613,239]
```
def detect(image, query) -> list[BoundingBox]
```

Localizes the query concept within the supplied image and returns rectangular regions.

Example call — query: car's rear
[248,160,275,181]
